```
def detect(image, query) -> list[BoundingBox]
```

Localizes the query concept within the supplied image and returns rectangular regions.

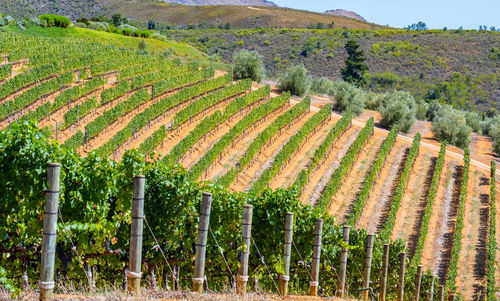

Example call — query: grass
[3,25,205,58]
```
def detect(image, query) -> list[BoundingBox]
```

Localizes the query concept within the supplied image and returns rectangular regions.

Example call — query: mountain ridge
[159,0,277,6]
[324,9,366,22]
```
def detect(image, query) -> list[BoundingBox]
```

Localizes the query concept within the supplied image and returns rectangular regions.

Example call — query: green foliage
[345,125,399,225]
[188,92,292,182]
[368,72,401,89]
[341,40,368,87]
[94,72,227,157]
[379,133,421,241]
[216,94,306,188]
[101,80,130,104]
[315,118,374,213]
[410,141,446,267]
[445,148,469,291]
[38,14,71,28]
[0,63,11,80]
[488,47,500,60]
[293,112,352,192]
[62,96,98,130]
[139,125,166,154]
[379,90,416,133]
[249,103,332,195]
[164,86,270,166]
[279,64,311,96]
[331,80,365,116]
[232,50,266,83]
[463,110,482,134]
[431,105,472,149]
[487,161,497,300]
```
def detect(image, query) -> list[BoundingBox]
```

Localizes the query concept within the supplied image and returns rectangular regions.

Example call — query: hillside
[160,0,277,6]
[324,9,366,22]
[170,28,500,111]
[0,0,388,30]
[0,26,498,300]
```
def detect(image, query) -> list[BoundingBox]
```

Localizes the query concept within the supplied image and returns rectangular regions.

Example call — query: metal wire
[143,215,174,276]
[291,241,312,279]
[251,237,280,293]
[208,226,235,287]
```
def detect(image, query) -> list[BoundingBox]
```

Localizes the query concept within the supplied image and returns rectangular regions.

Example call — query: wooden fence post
[379,244,390,301]
[361,234,374,301]
[397,252,406,301]
[337,225,350,298]
[438,285,444,301]
[279,212,294,297]
[310,219,323,296]
[415,265,423,301]
[39,163,61,301]
[237,204,253,295]
[192,192,212,293]
[127,175,145,295]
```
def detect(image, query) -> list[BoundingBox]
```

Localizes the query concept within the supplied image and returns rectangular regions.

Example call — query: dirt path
[300,126,360,205]
[230,106,315,192]
[328,134,385,224]
[356,142,409,233]
[420,160,462,282]
[199,100,289,182]
[456,169,490,300]
[269,116,335,189]
[391,151,435,242]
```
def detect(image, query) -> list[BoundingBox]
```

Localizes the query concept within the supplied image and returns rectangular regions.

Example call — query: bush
[88,21,109,31]
[365,92,383,110]
[415,98,428,120]
[122,27,134,36]
[310,77,334,95]
[38,14,70,28]
[74,22,87,28]
[279,64,311,96]
[463,111,482,134]
[379,91,416,133]
[431,105,471,148]
[231,50,266,83]
[330,80,365,116]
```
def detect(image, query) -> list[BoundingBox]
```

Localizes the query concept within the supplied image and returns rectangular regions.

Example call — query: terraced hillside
[0,28,498,299]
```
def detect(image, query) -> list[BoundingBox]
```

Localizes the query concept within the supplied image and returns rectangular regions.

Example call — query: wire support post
[279,212,294,297]
[337,225,350,298]
[192,192,212,293]
[40,163,61,301]
[310,219,323,296]
[361,234,374,301]
[127,175,145,295]
[237,204,253,295]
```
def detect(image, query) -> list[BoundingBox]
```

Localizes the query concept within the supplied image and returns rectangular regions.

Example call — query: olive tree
[330,80,365,116]
[232,50,266,83]
[378,91,416,133]
[431,105,472,149]
[279,64,311,96]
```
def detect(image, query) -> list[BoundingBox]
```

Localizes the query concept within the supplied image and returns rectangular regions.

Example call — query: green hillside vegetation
[169,28,500,111]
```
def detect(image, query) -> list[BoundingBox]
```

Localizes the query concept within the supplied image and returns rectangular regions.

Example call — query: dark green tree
[341,40,368,87]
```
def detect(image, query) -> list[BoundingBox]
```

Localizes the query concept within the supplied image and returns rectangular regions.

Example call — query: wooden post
[337,225,350,298]
[279,212,294,297]
[397,252,406,301]
[252,277,258,293]
[39,163,61,301]
[438,285,444,301]
[237,204,253,295]
[192,192,212,293]
[361,234,374,301]
[427,276,436,301]
[127,175,145,295]
[415,265,423,301]
[310,219,323,296]
[379,244,390,301]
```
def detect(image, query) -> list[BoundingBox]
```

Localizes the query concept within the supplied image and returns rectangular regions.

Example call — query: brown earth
[328,134,385,224]
[456,168,490,300]
[356,142,409,233]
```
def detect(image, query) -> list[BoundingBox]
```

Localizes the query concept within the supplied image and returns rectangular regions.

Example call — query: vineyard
[0,28,499,300]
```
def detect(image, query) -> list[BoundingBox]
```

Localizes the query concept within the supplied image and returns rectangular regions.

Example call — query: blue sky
[272,0,500,29]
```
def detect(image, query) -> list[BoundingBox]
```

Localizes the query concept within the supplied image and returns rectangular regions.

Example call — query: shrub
[463,111,482,134]
[431,105,471,148]
[415,98,428,120]
[232,50,266,83]
[74,22,87,28]
[88,21,109,31]
[330,80,365,116]
[38,14,70,28]
[310,77,334,95]
[379,90,416,133]
[481,115,500,136]
[122,27,134,36]
[365,92,383,110]
[279,64,311,96]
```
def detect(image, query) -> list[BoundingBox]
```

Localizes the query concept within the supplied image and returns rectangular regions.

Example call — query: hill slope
[324,9,366,22]
[160,0,277,6]
[0,0,388,30]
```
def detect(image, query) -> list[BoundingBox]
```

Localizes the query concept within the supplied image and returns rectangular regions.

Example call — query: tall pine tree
[341,40,368,87]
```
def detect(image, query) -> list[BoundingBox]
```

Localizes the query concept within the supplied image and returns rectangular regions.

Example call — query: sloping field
[0,28,498,299]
